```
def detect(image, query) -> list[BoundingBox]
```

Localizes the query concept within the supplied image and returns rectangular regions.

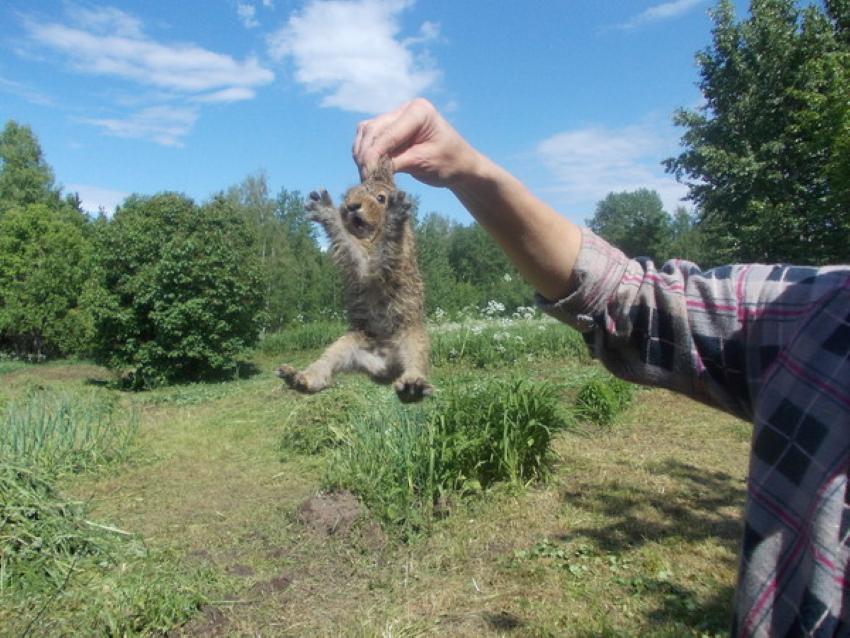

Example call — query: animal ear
[368,157,394,187]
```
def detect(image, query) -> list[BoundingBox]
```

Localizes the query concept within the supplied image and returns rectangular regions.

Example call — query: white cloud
[194,87,257,103]
[268,0,441,114]
[67,183,130,216]
[0,75,54,106]
[78,106,199,147]
[26,16,273,93]
[535,123,689,217]
[20,5,274,145]
[613,0,706,30]
[237,2,259,28]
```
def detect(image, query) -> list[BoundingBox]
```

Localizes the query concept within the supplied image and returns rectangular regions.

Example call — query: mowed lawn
[0,331,751,637]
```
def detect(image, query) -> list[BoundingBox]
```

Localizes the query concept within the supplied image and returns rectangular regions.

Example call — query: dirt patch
[295,490,388,551]
[173,604,229,637]
[226,563,255,577]
[482,610,524,631]
[250,574,292,597]
[296,490,365,536]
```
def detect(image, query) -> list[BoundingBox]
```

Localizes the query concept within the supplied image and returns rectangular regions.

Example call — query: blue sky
[0,0,752,225]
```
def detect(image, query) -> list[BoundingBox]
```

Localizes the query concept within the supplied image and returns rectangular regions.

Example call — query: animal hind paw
[393,375,434,403]
[276,364,316,394]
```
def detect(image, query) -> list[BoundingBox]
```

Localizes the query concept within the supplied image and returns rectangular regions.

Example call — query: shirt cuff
[535,228,630,332]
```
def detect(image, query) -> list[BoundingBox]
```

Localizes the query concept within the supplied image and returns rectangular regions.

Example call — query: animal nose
[346,202,361,212]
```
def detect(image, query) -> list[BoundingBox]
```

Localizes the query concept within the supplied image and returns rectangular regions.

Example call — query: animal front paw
[305,189,335,222]
[393,375,434,403]
[386,190,412,223]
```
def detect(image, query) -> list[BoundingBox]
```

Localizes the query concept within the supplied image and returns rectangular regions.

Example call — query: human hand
[352,98,480,188]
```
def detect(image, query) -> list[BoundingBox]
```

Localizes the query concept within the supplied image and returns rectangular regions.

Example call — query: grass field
[0,317,751,637]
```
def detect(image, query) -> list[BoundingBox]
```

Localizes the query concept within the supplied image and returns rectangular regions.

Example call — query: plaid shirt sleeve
[538,228,850,637]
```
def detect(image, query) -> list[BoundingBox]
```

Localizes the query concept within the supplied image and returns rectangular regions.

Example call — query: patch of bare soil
[295,490,387,551]
[173,604,229,637]
[250,574,292,596]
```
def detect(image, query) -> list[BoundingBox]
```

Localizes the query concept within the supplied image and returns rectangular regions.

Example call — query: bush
[324,378,568,536]
[574,374,634,426]
[89,193,266,389]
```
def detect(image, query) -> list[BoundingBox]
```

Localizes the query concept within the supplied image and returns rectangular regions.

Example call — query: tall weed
[325,378,569,537]
[0,388,138,475]
[574,373,635,426]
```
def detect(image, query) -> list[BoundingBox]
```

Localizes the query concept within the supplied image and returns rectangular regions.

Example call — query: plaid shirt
[538,229,850,637]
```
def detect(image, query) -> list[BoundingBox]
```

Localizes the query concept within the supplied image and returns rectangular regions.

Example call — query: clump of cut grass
[0,463,110,594]
[0,388,138,475]
[279,383,391,458]
[430,320,588,368]
[324,378,569,537]
[574,373,634,426]
[259,321,347,356]
[0,462,214,636]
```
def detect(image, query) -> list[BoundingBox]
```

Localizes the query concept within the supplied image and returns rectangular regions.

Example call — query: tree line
[0,120,532,386]
[1,0,846,387]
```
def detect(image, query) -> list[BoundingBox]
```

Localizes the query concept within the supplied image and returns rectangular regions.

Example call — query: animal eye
[376,194,386,204]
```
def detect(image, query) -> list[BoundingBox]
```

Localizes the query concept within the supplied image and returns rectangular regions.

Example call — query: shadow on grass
[561,458,746,551]
[559,458,744,634]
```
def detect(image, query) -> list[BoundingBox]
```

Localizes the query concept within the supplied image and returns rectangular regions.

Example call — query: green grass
[0,387,138,475]
[258,320,347,355]
[0,315,750,636]
[0,461,216,637]
[324,377,570,538]
[430,318,589,367]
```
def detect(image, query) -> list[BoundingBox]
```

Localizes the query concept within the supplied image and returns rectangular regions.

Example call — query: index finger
[353,99,430,175]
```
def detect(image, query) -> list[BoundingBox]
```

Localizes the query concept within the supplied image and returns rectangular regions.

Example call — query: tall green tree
[0,121,61,214]
[225,175,340,329]
[665,0,850,264]
[587,189,673,262]
[90,193,265,388]
[0,204,96,357]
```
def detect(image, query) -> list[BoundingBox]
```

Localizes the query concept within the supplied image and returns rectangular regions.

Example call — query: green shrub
[324,378,568,536]
[574,374,634,426]
[89,193,266,389]
[0,388,138,475]
[259,320,347,356]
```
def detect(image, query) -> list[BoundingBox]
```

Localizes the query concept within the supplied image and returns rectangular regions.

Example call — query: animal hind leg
[393,327,434,403]
[277,332,386,393]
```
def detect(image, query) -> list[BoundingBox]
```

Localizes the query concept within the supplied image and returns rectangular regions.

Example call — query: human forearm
[449,152,581,301]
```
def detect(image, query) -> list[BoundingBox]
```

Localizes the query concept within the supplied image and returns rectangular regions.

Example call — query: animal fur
[276,161,433,402]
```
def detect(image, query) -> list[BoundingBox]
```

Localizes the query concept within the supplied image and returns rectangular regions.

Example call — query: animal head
[341,158,395,242]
